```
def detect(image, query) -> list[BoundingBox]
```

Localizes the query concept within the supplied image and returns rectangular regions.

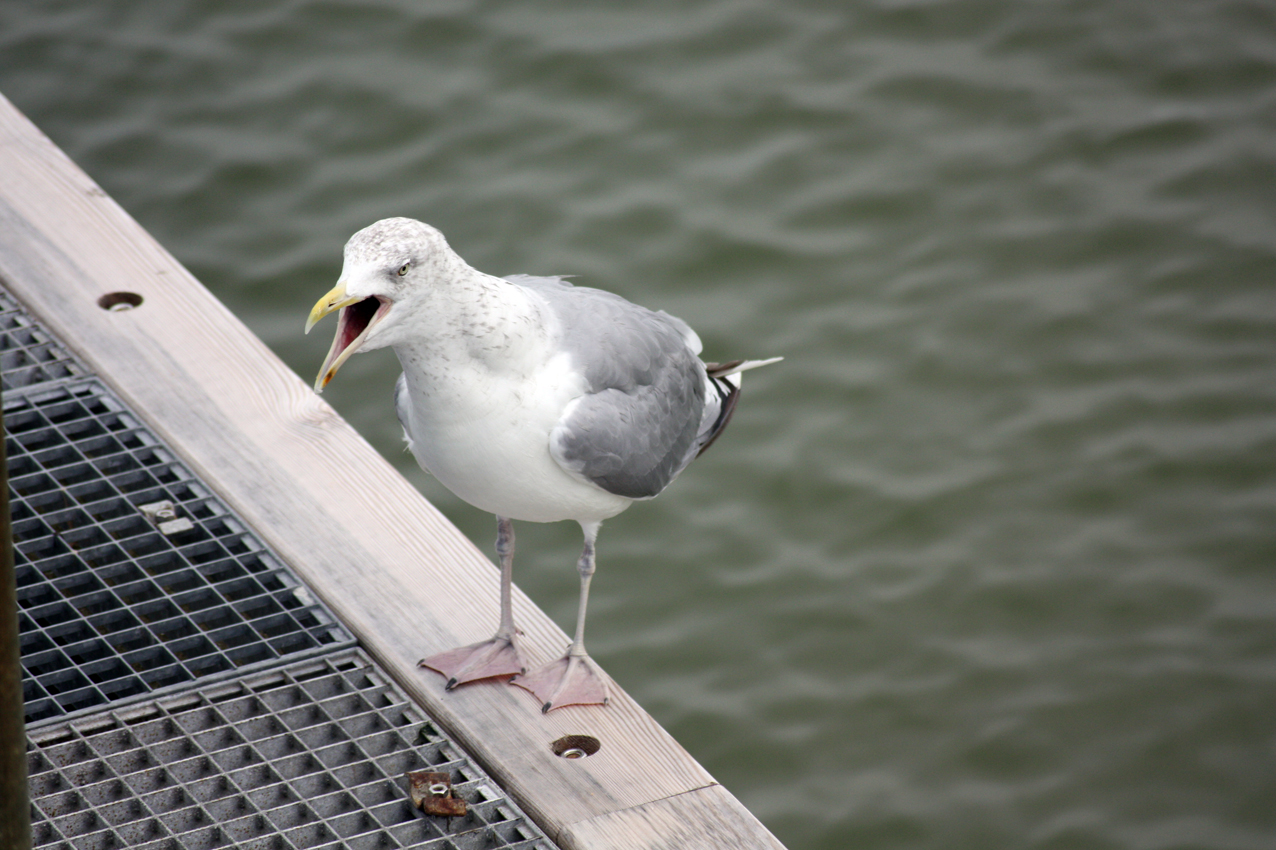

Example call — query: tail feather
[705,356,784,380]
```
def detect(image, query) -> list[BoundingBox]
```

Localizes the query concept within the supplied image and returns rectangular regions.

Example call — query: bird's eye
[397,263,411,276]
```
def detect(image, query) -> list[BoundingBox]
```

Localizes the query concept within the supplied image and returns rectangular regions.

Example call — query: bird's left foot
[513,652,610,713]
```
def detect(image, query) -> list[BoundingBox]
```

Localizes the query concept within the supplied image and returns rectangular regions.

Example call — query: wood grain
[0,92,785,848]
[559,785,788,850]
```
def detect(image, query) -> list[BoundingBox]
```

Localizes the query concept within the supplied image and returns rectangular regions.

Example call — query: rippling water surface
[5,2,1276,847]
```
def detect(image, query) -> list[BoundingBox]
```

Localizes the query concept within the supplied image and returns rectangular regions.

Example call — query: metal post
[0,402,33,850]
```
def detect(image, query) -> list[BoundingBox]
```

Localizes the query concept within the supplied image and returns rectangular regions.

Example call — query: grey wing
[552,363,706,499]
[511,275,710,500]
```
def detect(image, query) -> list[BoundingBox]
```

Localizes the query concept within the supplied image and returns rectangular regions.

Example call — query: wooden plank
[0,91,785,849]
[559,785,788,850]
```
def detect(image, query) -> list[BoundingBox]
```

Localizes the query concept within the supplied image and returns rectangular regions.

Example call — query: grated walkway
[4,288,556,850]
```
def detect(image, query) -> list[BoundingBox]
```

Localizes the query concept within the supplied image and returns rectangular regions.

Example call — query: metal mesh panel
[8,379,353,724]
[27,651,553,850]
[0,288,84,391]
[4,289,558,849]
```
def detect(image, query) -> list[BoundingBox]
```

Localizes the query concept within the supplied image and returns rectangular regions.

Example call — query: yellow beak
[306,282,373,392]
[306,282,362,334]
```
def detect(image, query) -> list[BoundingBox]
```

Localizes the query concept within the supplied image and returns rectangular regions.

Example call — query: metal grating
[27,650,553,850]
[0,288,84,391]
[3,290,558,849]
[8,379,354,724]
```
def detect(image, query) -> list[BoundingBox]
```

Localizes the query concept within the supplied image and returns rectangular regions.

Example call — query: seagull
[306,218,780,712]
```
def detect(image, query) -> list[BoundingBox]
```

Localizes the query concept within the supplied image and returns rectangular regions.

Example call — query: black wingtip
[696,374,741,458]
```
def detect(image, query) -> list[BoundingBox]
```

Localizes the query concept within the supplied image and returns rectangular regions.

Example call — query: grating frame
[0,288,85,391]
[27,650,555,850]
[8,379,354,724]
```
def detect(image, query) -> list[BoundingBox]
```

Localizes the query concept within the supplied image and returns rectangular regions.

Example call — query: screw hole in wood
[98,292,143,311]
[551,735,600,759]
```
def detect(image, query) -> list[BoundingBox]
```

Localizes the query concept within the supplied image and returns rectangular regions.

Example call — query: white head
[305,218,467,391]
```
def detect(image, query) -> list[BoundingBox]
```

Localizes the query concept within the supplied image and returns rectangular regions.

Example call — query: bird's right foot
[419,635,527,689]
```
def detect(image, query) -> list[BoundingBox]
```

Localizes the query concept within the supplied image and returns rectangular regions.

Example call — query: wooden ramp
[0,90,785,850]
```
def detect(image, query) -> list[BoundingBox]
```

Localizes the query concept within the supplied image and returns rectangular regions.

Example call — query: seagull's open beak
[306,282,389,393]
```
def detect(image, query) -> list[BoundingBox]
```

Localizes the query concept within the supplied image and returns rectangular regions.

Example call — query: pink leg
[514,522,610,712]
[419,517,529,688]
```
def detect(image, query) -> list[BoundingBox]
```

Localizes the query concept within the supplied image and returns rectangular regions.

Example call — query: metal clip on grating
[27,650,553,850]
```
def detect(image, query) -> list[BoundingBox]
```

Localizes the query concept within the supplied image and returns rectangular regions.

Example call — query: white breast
[394,345,633,524]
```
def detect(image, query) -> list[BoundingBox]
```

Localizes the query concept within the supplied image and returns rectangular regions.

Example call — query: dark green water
[4,2,1275,848]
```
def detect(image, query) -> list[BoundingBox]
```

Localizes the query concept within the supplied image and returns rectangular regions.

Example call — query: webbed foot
[419,634,527,689]
[513,652,610,713]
